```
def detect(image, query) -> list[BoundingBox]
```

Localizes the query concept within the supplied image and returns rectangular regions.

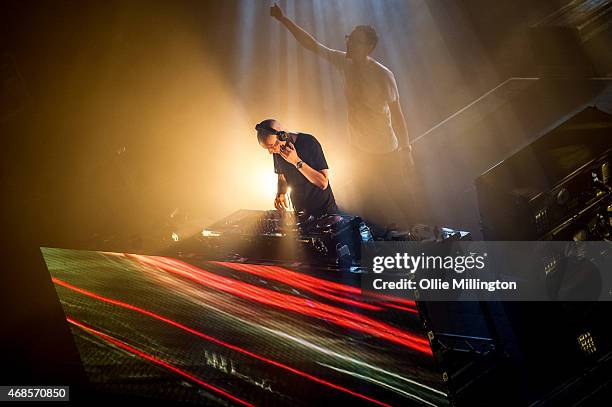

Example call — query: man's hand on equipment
[270,3,284,21]
[279,143,301,166]
[274,193,289,212]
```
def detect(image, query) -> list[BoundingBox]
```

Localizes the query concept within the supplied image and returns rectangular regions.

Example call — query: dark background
[0,0,610,399]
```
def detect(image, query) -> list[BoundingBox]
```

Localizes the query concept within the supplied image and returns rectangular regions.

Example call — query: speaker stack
[459,106,612,405]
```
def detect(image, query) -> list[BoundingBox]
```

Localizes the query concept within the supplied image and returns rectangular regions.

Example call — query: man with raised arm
[270,3,418,228]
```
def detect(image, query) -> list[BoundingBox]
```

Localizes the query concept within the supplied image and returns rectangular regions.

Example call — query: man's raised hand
[279,143,300,166]
[270,3,284,20]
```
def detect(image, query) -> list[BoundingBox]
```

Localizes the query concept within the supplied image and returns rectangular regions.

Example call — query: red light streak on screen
[53,277,393,407]
[215,261,419,308]
[127,255,431,354]
[65,316,255,407]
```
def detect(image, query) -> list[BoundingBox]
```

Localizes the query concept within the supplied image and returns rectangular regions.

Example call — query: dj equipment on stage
[177,209,367,266]
[476,106,612,241]
[386,224,472,242]
[175,209,471,266]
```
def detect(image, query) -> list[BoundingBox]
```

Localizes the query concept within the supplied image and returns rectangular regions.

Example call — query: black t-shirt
[273,133,338,217]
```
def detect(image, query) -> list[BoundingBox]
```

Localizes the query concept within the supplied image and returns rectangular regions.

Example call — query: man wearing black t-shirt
[256,119,338,218]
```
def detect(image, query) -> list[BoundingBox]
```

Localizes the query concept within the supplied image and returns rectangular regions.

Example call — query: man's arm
[277,173,288,194]
[271,3,339,59]
[299,166,329,190]
[279,144,329,190]
[275,173,289,211]
[386,71,412,152]
[389,99,415,167]
[389,99,410,149]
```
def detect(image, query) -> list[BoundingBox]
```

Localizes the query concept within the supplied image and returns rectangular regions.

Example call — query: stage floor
[42,247,448,406]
